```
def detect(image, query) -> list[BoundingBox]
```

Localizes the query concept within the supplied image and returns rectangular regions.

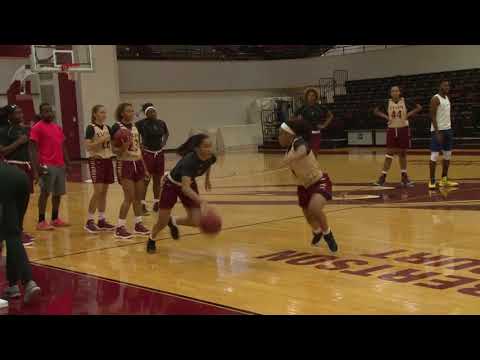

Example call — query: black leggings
[0,163,33,286]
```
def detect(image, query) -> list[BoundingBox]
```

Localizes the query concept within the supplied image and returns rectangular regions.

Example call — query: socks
[52,210,59,221]
[135,216,143,224]
[381,171,387,175]
[88,213,95,221]
[98,212,106,221]
[170,216,177,226]
[141,200,147,206]
[153,199,159,204]
[117,219,126,227]
[323,228,331,235]
[39,213,45,223]
[313,228,323,235]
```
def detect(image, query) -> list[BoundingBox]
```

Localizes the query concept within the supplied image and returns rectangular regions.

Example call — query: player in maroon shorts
[84,105,116,233]
[278,119,337,252]
[373,86,422,187]
[292,88,333,156]
[111,103,150,239]
[0,105,38,246]
[135,103,169,214]
[146,134,216,254]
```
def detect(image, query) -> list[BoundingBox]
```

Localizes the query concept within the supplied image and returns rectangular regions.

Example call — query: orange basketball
[113,128,132,147]
[199,208,222,235]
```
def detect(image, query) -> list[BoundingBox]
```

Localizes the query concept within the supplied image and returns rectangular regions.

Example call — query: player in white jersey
[278,119,337,252]
[429,80,459,190]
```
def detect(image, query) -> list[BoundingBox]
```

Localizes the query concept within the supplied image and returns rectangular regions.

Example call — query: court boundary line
[30,262,257,315]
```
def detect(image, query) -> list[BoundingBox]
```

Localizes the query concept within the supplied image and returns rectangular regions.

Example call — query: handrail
[323,45,409,57]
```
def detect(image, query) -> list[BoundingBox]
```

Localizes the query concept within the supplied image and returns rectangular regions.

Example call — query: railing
[323,45,409,57]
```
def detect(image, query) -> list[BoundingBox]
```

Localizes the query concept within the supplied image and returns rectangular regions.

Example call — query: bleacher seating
[327,68,480,147]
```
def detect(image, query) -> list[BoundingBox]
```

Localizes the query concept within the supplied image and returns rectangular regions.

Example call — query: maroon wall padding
[0,45,30,58]
[58,73,81,160]
[7,80,36,126]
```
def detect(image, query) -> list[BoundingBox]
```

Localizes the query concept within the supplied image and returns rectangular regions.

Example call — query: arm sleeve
[162,121,169,135]
[85,125,95,140]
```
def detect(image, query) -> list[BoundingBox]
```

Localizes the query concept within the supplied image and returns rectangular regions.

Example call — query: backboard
[30,45,94,73]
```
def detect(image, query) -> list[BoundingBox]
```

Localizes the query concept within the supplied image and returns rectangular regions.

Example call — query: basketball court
[1,45,480,315]
[1,147,479,314]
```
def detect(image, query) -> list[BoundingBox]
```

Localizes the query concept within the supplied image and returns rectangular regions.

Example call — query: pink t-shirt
[30,120,65,166]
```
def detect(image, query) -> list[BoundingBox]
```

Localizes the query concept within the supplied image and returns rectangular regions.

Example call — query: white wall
[118,45,480,149]
[120,89,286,148]
[118,45,480,92]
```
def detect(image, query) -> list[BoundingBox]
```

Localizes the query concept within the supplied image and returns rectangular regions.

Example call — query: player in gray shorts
[39,165,66,196]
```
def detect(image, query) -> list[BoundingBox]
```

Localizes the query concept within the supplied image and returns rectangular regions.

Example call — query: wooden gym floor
[2,147,480,314]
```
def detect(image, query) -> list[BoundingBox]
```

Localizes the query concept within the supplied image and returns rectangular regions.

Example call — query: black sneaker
[374,174,386,186]
[168,218,180,240]
[146,239,157,254]
[323,231,338,252]
[401,174,414,188]
[311,232,323,246]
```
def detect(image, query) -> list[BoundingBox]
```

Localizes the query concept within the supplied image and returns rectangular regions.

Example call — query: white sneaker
[0,298,8,310]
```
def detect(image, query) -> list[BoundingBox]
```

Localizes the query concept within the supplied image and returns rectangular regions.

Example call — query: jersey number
[391,110,402,119]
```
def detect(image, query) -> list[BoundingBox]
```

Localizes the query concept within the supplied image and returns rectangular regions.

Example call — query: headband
[280,122,295,135]
[144,106,156,115]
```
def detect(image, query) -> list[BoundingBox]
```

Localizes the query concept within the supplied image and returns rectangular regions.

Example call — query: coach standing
[30,103,71,230]
[292,88,333,155]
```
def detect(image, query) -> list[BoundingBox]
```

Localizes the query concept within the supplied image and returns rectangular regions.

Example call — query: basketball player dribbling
[0,105,38,245]
[111,103,150,239]
[373,86,422,187]
[146,134,216,254]
[429,80,458,190]
[135,103,169,215]
[278,120,338,252]
[292,88,333,156]
[84,105,116,233]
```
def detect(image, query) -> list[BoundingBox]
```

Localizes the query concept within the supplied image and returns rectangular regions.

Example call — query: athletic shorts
[431,129,454,152]
[88,158,115,184]
[39,165,66,196]
[158,177,200,210]
[142,149,165,175]
[6,161,34,194]
[297,173,333,209]
[116,159,146,183]
[386,127,411,149]
[310,131,322,152]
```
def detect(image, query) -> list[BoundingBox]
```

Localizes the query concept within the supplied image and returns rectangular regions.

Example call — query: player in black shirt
[0,160,41,304]
[293,88,333,155]
[146,133,216,253]
[0,105,37,246]
[135,103,169,214]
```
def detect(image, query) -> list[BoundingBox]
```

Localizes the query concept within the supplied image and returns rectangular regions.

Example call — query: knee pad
[443,151,452,160]
[430,152,440,162]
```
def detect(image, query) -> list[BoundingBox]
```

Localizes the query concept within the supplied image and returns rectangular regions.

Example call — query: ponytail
[176,133,209,157]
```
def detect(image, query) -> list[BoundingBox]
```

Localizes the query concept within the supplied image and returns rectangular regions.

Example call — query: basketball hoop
[60,63,81,80]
